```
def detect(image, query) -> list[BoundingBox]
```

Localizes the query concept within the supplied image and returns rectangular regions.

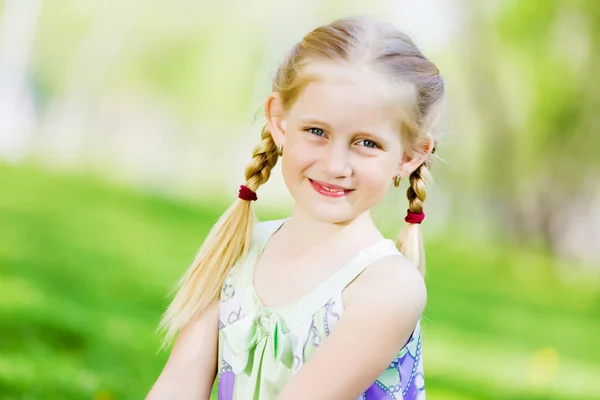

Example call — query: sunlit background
[1,0,599,399]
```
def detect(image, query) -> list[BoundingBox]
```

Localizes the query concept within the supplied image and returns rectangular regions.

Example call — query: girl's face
[267,64,425,224]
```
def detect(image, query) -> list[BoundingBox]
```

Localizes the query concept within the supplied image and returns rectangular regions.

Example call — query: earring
[393,175,402,187]
[277,145,284,156]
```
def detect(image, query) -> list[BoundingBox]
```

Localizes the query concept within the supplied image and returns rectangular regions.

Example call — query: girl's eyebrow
[297,117,333,129]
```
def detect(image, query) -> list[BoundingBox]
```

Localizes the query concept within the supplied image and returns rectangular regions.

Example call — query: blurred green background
[1,0,599,399]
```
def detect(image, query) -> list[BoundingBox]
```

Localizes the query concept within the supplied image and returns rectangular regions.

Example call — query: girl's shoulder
[343,252,426,324]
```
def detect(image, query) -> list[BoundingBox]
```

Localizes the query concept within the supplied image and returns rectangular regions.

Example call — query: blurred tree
[0,0,42,161]
[463,0,600,264]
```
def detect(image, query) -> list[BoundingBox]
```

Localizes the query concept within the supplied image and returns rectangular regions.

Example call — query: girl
[147,15,443,400]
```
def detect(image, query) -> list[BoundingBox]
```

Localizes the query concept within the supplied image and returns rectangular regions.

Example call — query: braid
[244,125,279,191]
[158,124,279,347]
[406,163,429,215]
[396,162,430,275]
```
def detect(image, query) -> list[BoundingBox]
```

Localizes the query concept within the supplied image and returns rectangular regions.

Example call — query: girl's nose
[323,144,353,178]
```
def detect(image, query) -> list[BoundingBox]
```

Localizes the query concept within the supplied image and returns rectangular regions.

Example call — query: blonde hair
[160,16,444,343]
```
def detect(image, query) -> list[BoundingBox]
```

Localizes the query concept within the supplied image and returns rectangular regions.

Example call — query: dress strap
[320,239,401,298]
[232,219,287,290]
[255,218,287,252]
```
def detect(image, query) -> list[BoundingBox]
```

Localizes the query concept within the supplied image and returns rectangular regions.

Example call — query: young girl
[147,16,443,400]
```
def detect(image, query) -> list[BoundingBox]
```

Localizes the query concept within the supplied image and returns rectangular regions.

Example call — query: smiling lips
[309,179,354,198]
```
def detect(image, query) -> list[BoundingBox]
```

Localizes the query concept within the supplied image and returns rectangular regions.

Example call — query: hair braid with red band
[238,185,258,201]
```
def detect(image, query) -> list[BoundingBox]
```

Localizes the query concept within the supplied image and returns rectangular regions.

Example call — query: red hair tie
[238,185,257,202]
[405,210,425,224]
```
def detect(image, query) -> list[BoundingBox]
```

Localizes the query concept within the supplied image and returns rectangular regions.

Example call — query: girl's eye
[307,127,325,136]
[357,139,379,149]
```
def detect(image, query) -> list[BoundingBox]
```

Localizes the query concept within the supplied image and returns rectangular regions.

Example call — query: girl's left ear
[396,135,435,178]
[265,93,287,145]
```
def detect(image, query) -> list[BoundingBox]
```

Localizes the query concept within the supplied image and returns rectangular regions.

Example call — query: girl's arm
[146,299,220,400]
[277,256,427,400]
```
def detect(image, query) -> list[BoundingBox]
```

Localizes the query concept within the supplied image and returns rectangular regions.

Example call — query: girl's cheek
[293,140,322,161]
[363,163,395,184]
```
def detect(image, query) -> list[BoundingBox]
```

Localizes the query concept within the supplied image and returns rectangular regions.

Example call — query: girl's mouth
[309,179,353,198]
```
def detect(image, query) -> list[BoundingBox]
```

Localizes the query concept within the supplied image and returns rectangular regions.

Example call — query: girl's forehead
[300,62,391,97]
[290,63,414,131]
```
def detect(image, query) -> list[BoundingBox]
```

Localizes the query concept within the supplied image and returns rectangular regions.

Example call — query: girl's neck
[278,206,383,250]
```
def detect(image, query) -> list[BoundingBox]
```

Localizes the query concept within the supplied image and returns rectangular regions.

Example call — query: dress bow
[221,311,293,374]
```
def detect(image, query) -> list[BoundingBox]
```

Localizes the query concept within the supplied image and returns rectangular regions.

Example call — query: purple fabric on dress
[363,381,393,399]
[398,335,425,399]
[218,371,235,400]
[403,378,419,400]
[398,351,417,397]
[360,353,420,399]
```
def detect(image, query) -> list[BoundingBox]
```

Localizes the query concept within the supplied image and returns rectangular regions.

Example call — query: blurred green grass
[1,162,599,400]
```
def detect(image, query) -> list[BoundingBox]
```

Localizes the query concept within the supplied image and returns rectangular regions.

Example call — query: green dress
[217,219,425,399]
